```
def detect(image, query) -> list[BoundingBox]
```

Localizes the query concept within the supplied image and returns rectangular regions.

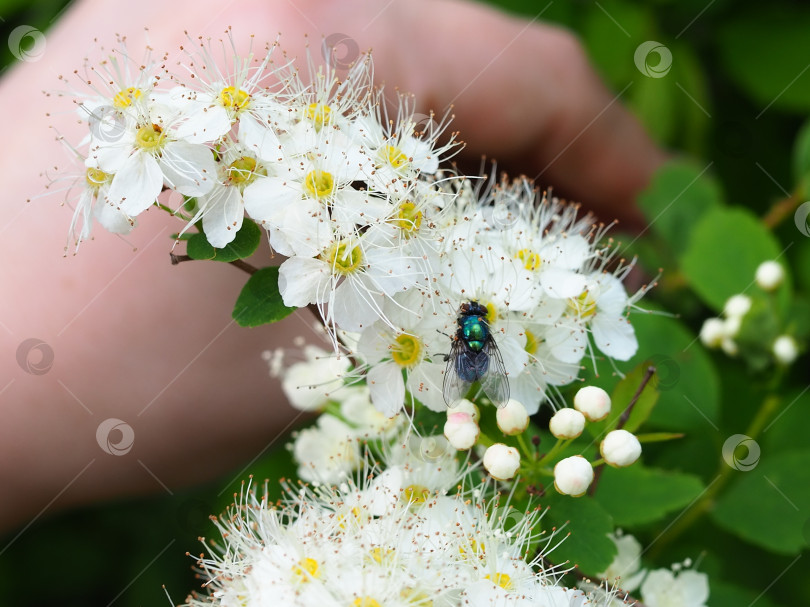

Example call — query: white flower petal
[367,362,405,417]
[160,141,217,196]
[108,151,163,216]
[201,186,244,248]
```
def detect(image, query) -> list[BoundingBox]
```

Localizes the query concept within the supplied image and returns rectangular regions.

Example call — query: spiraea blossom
[182,449,625,607]
[59,35,651,423]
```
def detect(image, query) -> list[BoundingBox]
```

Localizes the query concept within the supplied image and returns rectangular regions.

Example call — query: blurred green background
[2,0,809,605]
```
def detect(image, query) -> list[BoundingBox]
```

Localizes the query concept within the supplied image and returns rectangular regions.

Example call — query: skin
[0,0,666,534]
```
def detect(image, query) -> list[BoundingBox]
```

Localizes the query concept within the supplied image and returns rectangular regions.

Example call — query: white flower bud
[773,335,799,365]
[549,408,586,439]
[699,317,726,348]
[496,399,529,435]
[443,412,479,450]
[723,315,742,338]
[448,398,479,423]
[721,336,739,357]
[482,443,521,480]
[553,455,594,496]
[573,386,611,422]
[755,260,784,291]
[723,294,751,319]
[601,429,642,467]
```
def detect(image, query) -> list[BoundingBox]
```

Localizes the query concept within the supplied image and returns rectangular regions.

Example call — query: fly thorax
[461,316,488,351]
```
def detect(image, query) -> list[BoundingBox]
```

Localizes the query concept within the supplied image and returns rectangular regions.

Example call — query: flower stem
[648,392,782,559]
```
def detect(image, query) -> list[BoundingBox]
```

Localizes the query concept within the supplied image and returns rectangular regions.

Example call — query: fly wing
[443,339,475,408]
[479,335,511,408]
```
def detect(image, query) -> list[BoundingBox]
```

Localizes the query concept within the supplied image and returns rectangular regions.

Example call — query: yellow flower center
[227,156,266,188]
[484,302,498,324]
[291,557,320,583]
[321,241,364,275]
[393,200,423,237]
[135,123,165,152]
[380,144,409,169]
[337,506,364,530]
[567,290,597,318]
[524,329,539,355]
[352,599,381,607]
[459,536,486,557]
[400,588,433,606]
[304,170,335,199]
[391,333,422,368]
[219,86,250,112]
[368,546,395,565]
[113,87,142,109]
[515,248,542,271]
[305,103,332,130]
[401,484,431,505]
[85,167,112,190]
[485,573,513,590]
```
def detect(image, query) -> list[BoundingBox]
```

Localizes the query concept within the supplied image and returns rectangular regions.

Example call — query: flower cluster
[700,259,800,366]
[60,36,651,420]
[183,445,627,607]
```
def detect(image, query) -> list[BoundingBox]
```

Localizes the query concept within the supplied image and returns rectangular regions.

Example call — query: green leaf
[713,449,810,554]
[232,267,296,327]
[637,160,723,258]
[581,0,650,86]
[187,219,262,263]
[793,118,810,197]
[587,311,720,432]
[708,580,783,607]
[719,6,810,112]
[542,493,616,576]
[680,207,782,311]
[593,464,704,527]
[588,361,659,438]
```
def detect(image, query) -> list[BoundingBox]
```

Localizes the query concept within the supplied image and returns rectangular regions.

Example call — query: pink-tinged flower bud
[496,399,529,436]
[447,398,479,423]
[549,408,586,439]
[573,386,611,422]
[601,429,642,467]
[553,455,594,496]
[755,260,784,291]
[482,443,521,480]
[443,412,479,450]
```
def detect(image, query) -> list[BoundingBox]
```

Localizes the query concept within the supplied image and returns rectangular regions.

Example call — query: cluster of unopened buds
[700,259,800,365]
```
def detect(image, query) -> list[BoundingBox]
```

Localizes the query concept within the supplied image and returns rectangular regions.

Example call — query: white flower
[444,412,480,450]
[755,260,784,291]
[482,443,521,480]
[553,455,594,496]
[601,429,642,467]
[598,531,645,592]
[699,317,726,348]
[496,399,530,436]
[293,414,360,484]
[449,398,480,423]
[640,568,710,607]
[549,408,586,439]
[573,386,611,422]
[773,335,799,365]
[87,99,217,216]
[278,345,351,412]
